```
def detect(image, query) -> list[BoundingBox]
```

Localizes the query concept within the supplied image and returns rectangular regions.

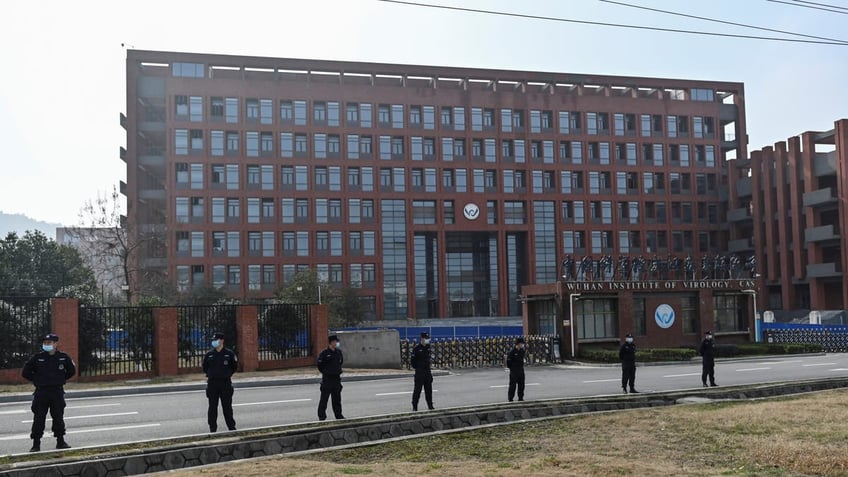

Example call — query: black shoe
[209,428,217,433]
[56,439,71,450]
[518,398,524,401]
[427,406,435,410]
[629,389,639,393]
[508,399,513,402]
[703,383,708,388]
[623,388,628,394]
[336,415,345,420]
[412,405,418,411]
[29,439,40,452]
[228,427,237,431]
[318,417,326,421]
[710,383,718,387]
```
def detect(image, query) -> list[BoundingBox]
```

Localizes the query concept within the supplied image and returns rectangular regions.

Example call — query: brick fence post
[309,304,329,358]
[154,307,178,377]
[52,298,79,382]
[236,305,258,372]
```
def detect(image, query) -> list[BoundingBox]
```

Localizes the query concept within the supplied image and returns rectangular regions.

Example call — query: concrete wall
[336,330,401,369]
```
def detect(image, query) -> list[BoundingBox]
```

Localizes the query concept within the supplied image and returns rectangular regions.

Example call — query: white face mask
[706,335,713,341]
[42,344,54,352]
[335,342,341,349]
[211,340,220,348]
[423,339,431,345]
[625,337,634,344]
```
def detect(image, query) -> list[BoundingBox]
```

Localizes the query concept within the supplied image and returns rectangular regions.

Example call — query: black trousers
[508,371,525,401]
[318,376,343,420]
[30,388,66,439]
[622,364,636,390]
[412,373,433,408]
[206,379,235,431]
[702,361,716,385]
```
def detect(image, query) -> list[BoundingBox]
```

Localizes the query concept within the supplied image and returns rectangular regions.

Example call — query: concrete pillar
[310,304,329,357]
[236,305,259,372]
[52,298,79,382]
[153,307,178,377]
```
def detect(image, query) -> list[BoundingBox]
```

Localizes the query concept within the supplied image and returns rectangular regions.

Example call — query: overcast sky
[1,0,846,225]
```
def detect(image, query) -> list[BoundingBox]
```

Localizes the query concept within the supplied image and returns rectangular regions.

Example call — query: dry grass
[169,389,848,477]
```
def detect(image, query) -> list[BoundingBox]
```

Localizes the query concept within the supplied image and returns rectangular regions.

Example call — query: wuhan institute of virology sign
[655,303,675,329]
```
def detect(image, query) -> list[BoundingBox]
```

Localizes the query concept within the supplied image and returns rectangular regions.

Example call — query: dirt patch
[166,389,848,477]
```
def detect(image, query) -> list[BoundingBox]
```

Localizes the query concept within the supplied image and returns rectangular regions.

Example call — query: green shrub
[578,347,696,363]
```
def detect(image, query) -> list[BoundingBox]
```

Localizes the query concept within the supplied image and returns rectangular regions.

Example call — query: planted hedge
[578,347,696,363]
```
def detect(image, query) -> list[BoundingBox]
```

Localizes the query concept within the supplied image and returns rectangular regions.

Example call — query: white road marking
[582,379,620,383]
[233,399,311,407]
[663,373,701,378]
[489,383,540,388]
[736,367,772,372]
[0,423,161,441]
[375,390,440,396]
[67,403,122,410]
[22,412,138,423]
[0,410,27,415]
[802,363,837,367]
[828,368,848,372]
[761,360,803,364]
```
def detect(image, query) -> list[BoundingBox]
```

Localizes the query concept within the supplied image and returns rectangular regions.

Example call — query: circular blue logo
[655,304,675,329]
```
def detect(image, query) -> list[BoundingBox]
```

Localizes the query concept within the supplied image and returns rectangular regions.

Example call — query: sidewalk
[0,368,444,404]
[557,352,828,368]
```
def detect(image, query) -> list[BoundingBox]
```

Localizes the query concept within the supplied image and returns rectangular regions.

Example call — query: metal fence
[0,297,52,369]
[340,325,524,340]
[764,323,848,353]
[177,305,238,369]
[78,305,155,377]
[400,335,561,369]
[257,304,311,361]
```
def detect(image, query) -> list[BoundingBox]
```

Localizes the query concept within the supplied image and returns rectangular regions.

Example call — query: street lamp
[568,293,582,358]
[741,289,758,341]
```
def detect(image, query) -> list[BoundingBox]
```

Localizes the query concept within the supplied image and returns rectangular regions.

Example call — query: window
[211,97,224,120]
[347,135,360,159]
[713,295,745,331]
[225,98,238,123]
[360,103,372,128]
[246,99,259,121]
[175,129,188,155]
[189,96,202,121]
[172,62,204,78]
[294,100,307,125]
[576,299,618,339]
[280,100,293,122]
[314,133,327,159]
[246,131,259,157]
[691,88,715,101]
[412,200,437,224]
[346,102,359,125]
[263,232,275,256]
[211,130,224,156]
[504,201,526,224]
[391,104,404,128]
[327,101,340,126]
[314,101,327,123]
[226,131,239,154]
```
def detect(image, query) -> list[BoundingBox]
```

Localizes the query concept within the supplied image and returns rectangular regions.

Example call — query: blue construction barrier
[336,325,524,340]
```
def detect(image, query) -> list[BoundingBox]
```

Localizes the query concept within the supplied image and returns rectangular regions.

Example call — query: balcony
[728,238,754,253]
[727,207,752,222]
[806,262,842,278]
[802,187,837,208]
[736,177,752,197]
[719,103,738,121]
[814,151,837,177]
[804,224,839,243]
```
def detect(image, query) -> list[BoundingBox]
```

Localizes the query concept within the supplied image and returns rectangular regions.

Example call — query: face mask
[625,337,633,344]
[211,340,220,348]
[706,335,713,341]
[423,339,431,345]
[42,344,54,352]
[335,342,341,349]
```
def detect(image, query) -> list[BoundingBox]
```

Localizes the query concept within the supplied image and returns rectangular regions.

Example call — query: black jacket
[700,339,716,362]
[202,347,238,380]
[317,347,343,378]
[506,347,526,373]
[619,342,637,366]
[22,351,76,388]
[410,343,432,376]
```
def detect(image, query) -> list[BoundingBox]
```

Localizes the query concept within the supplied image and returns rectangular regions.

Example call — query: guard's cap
[421,332,430,339]
[515,337,525,344]
[328,335,339,343]
[705,330,713,335]
[626,333,633,338]
[43,333,59,342]
[212,332,225,340]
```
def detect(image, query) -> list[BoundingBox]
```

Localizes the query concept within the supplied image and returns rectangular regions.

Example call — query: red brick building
[123,50,748,345]
[735,119,848,313]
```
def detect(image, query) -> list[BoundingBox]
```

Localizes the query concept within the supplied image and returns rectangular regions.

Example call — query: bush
[735,343,824,356]
[578,347,696,363]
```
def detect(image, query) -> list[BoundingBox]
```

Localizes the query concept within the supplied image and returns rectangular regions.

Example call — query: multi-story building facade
[56,227,127,303]
[732,119,848,313]
[124,50,747,337]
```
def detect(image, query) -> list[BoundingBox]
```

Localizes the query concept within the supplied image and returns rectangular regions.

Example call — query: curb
[558,352,829,368]
[0,371,451,404]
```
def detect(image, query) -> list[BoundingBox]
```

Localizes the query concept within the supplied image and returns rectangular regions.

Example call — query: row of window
[172,128,721,166]
[176,162,721,197]
[563,229,720,255]
[172,94,724,139]
[176,230,377,258]
[175,196,723,227]
[174,261,378,294]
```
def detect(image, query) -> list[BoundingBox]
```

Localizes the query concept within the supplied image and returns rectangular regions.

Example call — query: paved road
[1,354,846,456]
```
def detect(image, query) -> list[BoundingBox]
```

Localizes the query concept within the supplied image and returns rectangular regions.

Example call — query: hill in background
[0,211,63,240]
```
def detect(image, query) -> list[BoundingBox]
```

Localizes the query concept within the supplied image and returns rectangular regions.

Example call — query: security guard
[506,337,526,402]
[619,333,638,394]
[317,335,345,421]
[700,330,718,387]
[410,332,434,411]
[21,332,76,452]
[202,331,238,432]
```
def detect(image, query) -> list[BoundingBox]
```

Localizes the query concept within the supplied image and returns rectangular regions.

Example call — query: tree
[0,230,97,301]
[273,269,329,305]
[328,286,366,328]
[274,269,366,328]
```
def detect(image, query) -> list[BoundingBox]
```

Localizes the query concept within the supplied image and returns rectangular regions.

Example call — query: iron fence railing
[765,326,848,353]
[177,305,238,369]
[257,304,311,361]
[0,297,52,369]
[400,335,561,369]
[78,305,155,377]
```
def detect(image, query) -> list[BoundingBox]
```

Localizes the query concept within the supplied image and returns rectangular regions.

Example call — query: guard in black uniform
[506,337,526,402]
[619,333,638,393]
[21,332,76,452]
[410,332,434,411]
[317,335,344,421]
[700,330,718,387]
[202,331,238,432]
